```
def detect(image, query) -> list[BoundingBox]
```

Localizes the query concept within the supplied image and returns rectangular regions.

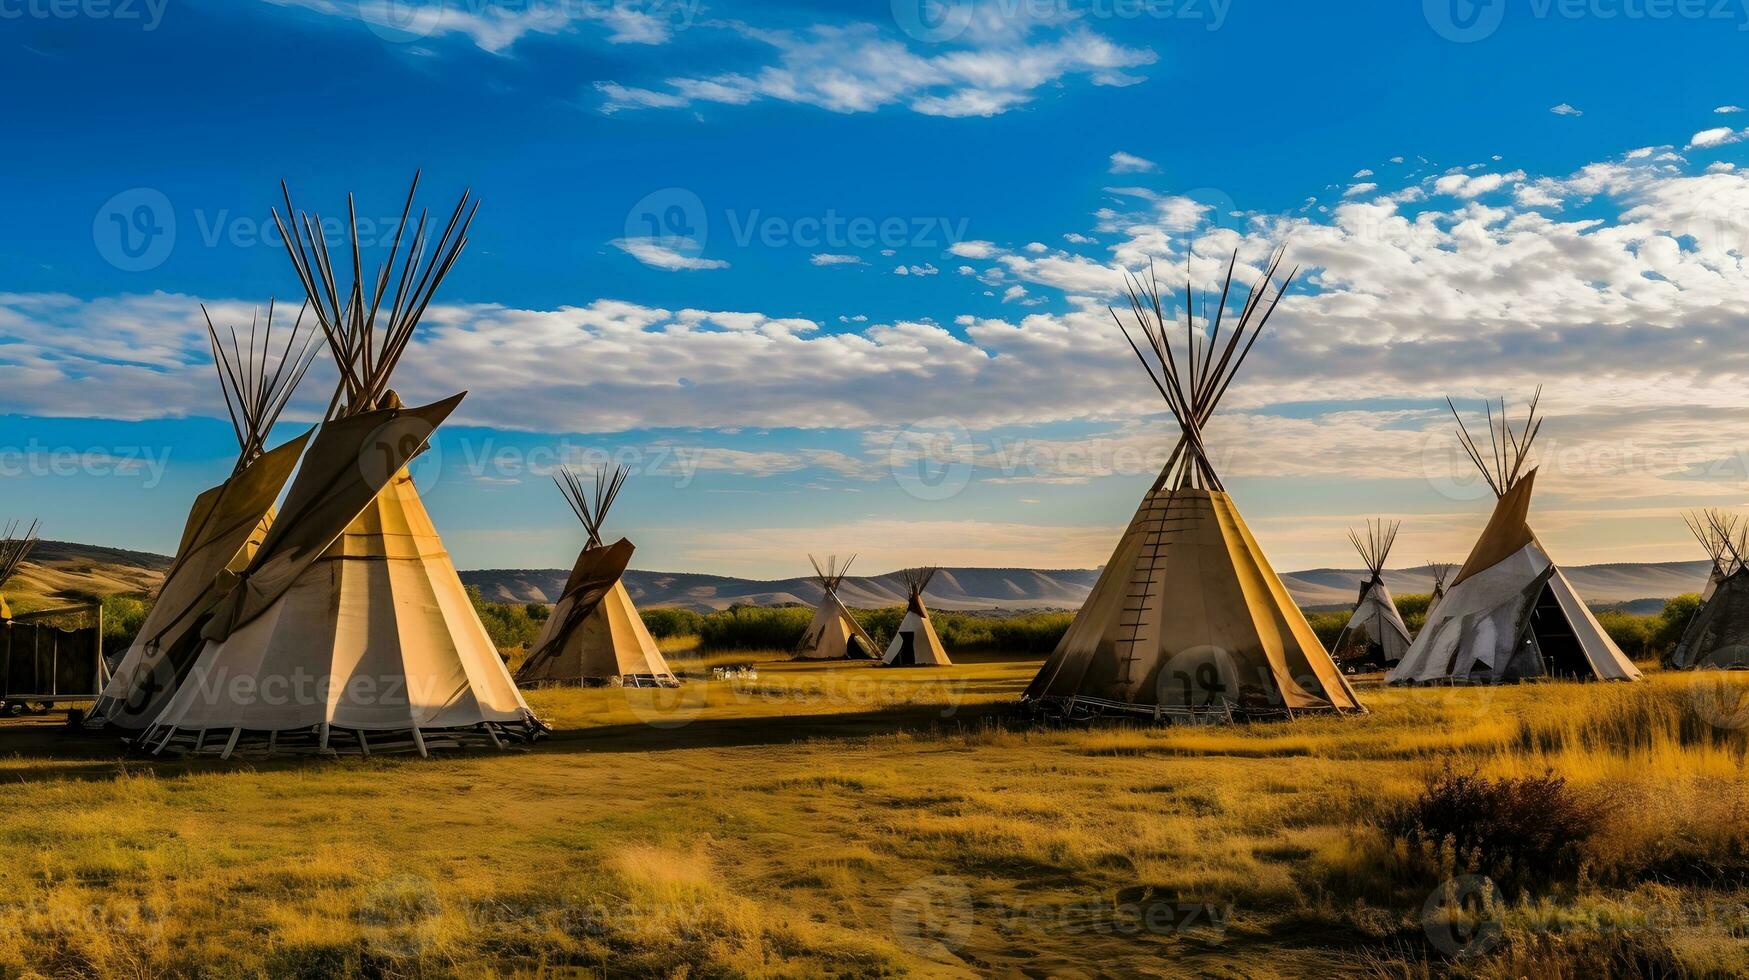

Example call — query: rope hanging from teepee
[201,299,323,474]
[273,172,478,419]
[553,465,629,549]
[1111,247,1298,492]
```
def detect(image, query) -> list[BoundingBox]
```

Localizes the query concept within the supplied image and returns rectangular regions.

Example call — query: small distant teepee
[1669,509,1749,670]
[0,520,41,621]
[1388,393,1640,684]
[1330,520,1412,672]
[94,301,319,730]
[796,555,877,660]
[1023,250,1363,722]
[882,567,952,667]
[1427,562,1454,614]
[516,466,677,688]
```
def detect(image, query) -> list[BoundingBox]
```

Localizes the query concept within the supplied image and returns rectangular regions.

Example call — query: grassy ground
[1,648,1747,978]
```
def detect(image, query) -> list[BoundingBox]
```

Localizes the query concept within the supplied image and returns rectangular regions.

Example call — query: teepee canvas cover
[1670,510,1749,669]
[797,555,877,660]
[1387,395,1640,685]
[1330,520,1412,672]
[0,520,40,621]
[517,467,677,687]
[95,303,318,730]
[882,567,952,667]
[138,177,543,756]
[1024,251,1363,722]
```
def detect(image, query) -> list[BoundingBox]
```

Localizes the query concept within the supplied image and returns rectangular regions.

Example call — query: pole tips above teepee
[0,519,40,590]
[1446,388,1543,498]
[1109,247,1298,493]
[1346,520,1399,578]
[202,299,323,474]
[554,464,629,549]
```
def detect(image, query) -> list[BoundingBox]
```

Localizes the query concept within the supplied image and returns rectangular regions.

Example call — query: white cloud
[598,21,1155,117]
[948,241,999,259]
[611,237,728,271]
[1689,126,1746,149]
[1343,182,1379,197]
[1550,103,1583,117]
[810,253,864,267]
[1431,170,1525,198]
[1108,151,1158,174]
[264,0,676,52]
[1716,105,1745,114]
[1353,168,1374,178]
[893,263,940,277]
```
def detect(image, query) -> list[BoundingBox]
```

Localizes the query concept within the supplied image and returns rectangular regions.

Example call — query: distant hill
[6,540,1714,616]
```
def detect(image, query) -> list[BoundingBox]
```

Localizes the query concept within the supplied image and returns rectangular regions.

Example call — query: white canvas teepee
[1388,394,1640,685]
[882,567,952,667]
[138,176,544,757]
[796,555,877,660]
[1024,251,1364,722]
[0,520,40,621]
[517,466,677,688]
[94,302,320,730]
[1669,509,1749,670]
[1330,520,1412,672]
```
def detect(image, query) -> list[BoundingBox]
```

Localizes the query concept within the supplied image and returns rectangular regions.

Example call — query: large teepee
[882,567,952,667]
[1387,394,1640,684]
[0,520,40,621]
[138,176,544,756]
[1669,509,1749,670]
[1023,251,1364,722]
[516,466,677,688]
[93,302,319,730]
[796,555,877,660]
[1330,520,1412,672]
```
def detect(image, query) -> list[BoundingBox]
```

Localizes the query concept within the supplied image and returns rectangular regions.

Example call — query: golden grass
[0,658,1746,976]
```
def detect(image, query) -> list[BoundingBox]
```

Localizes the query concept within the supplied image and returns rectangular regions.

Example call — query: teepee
[1387,394,1640,684]
[0,520,40,621]
[516,466,677,688]
[139,175,543,756]
[796,555,877,660]
[1427,562,1453,615]
[882,567,952,667]
[1669,509,1749,669]
[1023,251,1364,722]
[93,302,319,730]
[1330,520,1412,672]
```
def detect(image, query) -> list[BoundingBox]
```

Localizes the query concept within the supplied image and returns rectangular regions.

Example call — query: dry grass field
[1,647,1747,978]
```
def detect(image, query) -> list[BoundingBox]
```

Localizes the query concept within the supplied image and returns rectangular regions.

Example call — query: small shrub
[467,587,545,653]
[1384,767,1609,893]
[101,594,150,657]
[697,605,814,651]
[1595,611,1654,660]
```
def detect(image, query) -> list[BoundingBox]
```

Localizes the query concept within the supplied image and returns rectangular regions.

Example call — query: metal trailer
[0,600,106,716]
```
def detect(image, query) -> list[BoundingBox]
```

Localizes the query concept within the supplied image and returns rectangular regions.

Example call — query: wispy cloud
[1688,126,1747,149]
[611,237,728,271]
[1108,151,1157,174]
[810,253,864,267]
[1549,102,1583,117]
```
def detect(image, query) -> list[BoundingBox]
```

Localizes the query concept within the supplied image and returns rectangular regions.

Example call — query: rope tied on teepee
[1111,247,1298,492]
[273,171,478,420]
[554,465,629,549]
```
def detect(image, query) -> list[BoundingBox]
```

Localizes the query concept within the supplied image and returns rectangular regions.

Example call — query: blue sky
[7,0,1749,576]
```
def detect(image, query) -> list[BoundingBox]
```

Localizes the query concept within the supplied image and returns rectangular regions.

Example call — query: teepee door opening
[1527,578,1589,678]
[889,634,916,666]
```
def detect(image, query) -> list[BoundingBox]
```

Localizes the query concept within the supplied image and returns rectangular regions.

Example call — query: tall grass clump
[1384,767,1609,894]
[100,594,149,658]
